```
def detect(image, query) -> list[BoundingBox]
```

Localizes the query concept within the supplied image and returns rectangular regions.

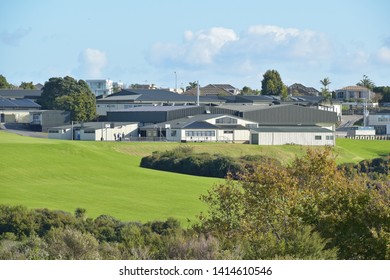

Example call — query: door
[251,133,259,144]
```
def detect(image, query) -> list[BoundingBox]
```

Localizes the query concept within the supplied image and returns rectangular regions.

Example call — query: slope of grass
[0,131,220,224]
[1,130,389,224]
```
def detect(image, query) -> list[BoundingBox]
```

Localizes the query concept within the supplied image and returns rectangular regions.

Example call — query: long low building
[48,122,138,141]
[250,126,335,146]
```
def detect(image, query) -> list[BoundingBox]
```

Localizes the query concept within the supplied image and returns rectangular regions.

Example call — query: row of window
[315,135,334,140]
[185,131,216,137]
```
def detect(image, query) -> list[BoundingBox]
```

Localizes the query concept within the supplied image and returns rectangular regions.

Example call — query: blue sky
[1,0,389,91]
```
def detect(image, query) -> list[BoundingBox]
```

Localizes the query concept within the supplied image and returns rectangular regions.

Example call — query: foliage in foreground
[196,148,390,260]
[1,148,389,260]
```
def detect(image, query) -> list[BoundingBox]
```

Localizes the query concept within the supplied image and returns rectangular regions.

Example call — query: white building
[346,126,376,139]
[142,114,258,143]
[48,122,138,141]
[86,79,124,97]
[250,126,335,146]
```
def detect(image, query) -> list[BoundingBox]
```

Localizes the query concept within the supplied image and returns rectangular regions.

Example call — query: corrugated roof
[49,122,137,130]
[111,105,200,113]
[0,89,42,99]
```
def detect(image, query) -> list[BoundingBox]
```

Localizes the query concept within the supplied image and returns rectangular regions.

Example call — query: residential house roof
[184,84,240,96]
[0,98,41,109]
[337,86,371,92]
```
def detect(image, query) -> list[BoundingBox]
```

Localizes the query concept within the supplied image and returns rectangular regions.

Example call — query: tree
[186,81,198,91]
[19,81,36,90]
[374,86,390,103]
[0,75,11,89]
[196,148,390,259]
[261,70,285,96]
[320,77,332,103]
[241,86,260,95]
[37,76,97,122]
[357,75,375,90]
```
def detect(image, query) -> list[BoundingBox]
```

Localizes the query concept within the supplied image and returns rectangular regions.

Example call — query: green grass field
[1,130,389,224]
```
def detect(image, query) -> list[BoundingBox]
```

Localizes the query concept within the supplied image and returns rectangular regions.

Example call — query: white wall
[48,128,72,140]
[253,132,335,146]
[92,123,138,141]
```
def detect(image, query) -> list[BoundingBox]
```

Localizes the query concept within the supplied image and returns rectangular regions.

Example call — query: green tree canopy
[0,75,11,89]
[19,81,36,90]
[37,76,97,122]
[186,81,199,91]
[196,148,390,259]
[261,70,287,96]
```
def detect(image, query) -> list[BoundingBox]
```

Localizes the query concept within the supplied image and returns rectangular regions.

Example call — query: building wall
[0,110,31,123]
[90,123,138,141]
[368,114,390,134]
[86,79,114,97]
[251,131,335,146]
[48,128,72,140]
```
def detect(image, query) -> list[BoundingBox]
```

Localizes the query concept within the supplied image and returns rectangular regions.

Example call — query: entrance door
[251,133,259,144]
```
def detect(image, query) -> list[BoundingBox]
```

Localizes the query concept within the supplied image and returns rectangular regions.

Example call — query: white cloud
[376,47,390,64]
[149,27,238,66]
[77,48,107,78]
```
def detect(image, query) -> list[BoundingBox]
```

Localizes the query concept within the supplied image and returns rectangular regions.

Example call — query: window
[378,117,389,122]
[216,117,237,124]
[246,124,258,128]
[170,130,177,137]
[315,135,322,140]
[223,130,233,134]
[83,130,95,134]
[326,135,334,140]
[185,130,215,137]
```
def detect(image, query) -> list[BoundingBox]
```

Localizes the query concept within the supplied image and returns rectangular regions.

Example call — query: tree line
[1,148,389,260]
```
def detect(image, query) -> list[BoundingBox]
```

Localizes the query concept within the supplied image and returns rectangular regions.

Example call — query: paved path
[0,123,48,138]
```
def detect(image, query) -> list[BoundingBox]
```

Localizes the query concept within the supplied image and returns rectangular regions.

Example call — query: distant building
[368,113,390,135]
[0,97,41,123]
[288,83,320,96]
[86,79,124,97]
[184,84,241,96]
[48,122,138,141]
[0,89,42,101]
[29,110,71,132]
[335,86,375,101]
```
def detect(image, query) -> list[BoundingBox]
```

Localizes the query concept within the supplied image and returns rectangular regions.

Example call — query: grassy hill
[1,130,389,224]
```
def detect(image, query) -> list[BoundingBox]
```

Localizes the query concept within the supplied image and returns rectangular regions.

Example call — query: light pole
[174,71,177,92]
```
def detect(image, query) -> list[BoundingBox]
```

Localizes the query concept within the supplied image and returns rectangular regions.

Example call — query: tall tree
[261,70,285,96]
[0,75,11,89]
[320,77,332,103]
[357,75,375,90]
[37,76,97,122]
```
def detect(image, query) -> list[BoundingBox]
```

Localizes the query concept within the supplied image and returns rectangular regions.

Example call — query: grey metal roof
[252,126,333,133]
[142,114,227,129]
[0,98,41,109]
[0,89,42,99]
[49,122,137,130]
[183,121,219,129]
[110,105,199,113]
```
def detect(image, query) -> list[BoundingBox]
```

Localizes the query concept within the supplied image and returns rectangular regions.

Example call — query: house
[141,114,258,143]
[335,86,375,101]
[288,83,320,96]
[250,126,335,146]
[96,89,224,116]
[184,84,241,96]
[0,97,41,123]
[48,122,138,141]
[29,110,71,132]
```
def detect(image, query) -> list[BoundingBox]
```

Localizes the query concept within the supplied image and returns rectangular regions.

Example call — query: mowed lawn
[0,131,220,224]
[1,130,389,224]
